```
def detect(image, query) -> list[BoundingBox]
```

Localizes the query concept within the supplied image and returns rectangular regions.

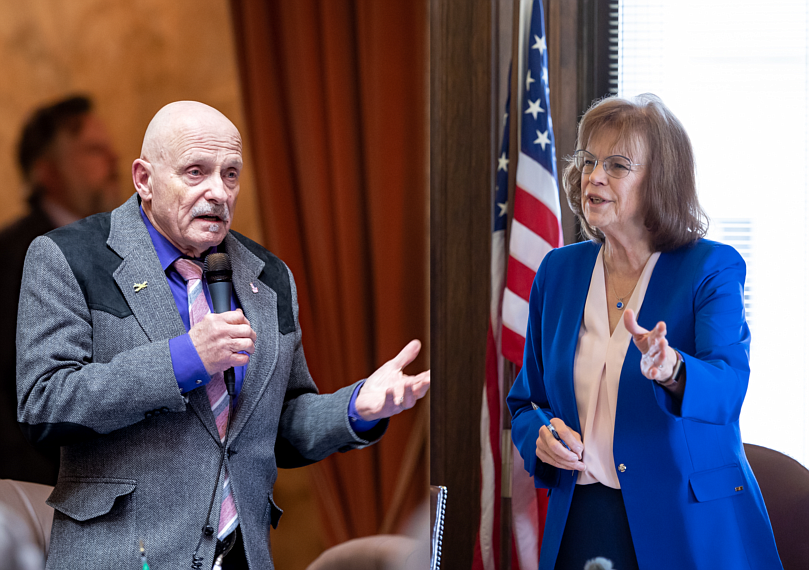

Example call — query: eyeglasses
[573,149,643,179]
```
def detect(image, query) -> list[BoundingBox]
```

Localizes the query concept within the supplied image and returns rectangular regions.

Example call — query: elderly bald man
[16,101,429,570]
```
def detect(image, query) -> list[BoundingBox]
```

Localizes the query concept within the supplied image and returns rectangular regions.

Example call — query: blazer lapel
[553,243,601,434]
[223,234,280,441]
[108,195,186,343]
[633,251,671,331]
[613,252,667,435]
[107,195,221,443]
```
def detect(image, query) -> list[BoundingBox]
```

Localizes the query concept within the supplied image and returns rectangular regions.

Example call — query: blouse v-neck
[573,247,660,488]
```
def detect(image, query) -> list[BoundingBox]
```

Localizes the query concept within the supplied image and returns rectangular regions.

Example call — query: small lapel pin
[250,282,258,294]
[134,281,148,292]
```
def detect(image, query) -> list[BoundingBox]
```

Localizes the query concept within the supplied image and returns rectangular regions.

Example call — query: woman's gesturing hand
[623,308,677,382]
[535,418,586,472]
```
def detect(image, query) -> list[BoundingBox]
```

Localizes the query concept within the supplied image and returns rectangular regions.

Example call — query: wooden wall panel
[430,0,495,567]
[548,0,581,245]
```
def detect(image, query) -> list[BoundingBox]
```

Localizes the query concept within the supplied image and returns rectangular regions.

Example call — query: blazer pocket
[265,493,284,529]
[45,478,137,568]
[689,464,746,502]
[47,477,136,521]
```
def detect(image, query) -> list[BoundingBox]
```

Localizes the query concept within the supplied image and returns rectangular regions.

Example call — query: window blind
[616,0,809,467]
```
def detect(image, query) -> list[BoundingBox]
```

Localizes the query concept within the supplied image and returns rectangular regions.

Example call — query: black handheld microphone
[194,252,236,569]
[204,252,236,398]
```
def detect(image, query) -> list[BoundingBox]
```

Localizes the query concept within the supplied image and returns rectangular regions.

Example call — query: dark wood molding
[547,0,581,245]
[430,0,495,567]
[578,0,614,112]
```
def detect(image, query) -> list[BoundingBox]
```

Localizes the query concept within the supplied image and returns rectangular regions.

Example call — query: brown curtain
[229,0,428,546]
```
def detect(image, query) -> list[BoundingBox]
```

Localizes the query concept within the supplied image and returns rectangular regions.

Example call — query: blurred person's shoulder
[0,503,44,570]
[0,202,55,251]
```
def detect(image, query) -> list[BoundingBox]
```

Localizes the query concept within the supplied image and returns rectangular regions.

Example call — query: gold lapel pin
[134,281,148,292]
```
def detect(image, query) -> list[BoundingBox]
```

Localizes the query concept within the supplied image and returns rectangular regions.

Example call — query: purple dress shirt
[139,207,377,430]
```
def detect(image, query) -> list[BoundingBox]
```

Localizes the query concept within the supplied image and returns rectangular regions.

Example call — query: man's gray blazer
[16,194,383,569]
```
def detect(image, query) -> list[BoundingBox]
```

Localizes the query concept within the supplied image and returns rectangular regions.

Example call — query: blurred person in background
[0,504,43,570]
[0,95,120,484]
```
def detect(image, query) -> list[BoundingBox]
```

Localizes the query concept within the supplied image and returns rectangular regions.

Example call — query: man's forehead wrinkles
[177,146,242,163]
[168,133,243,166]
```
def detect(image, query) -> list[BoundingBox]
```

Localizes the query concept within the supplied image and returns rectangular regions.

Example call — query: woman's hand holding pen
[535,418,586,472]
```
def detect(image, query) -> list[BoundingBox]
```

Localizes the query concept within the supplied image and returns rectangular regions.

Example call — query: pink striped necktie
[173,258,238,540]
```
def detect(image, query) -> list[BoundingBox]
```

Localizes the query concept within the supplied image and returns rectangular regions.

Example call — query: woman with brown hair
[508,94,782,570]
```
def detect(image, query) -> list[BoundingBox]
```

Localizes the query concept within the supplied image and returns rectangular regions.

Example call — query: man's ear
[132,159,153,202]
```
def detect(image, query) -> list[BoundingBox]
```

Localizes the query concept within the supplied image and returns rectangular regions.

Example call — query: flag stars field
[525,99,544,120]
[532,34,546,54]
[534,129,551,150]
[498,153,509,172]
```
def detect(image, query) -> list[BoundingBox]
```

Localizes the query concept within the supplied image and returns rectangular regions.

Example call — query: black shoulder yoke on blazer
[46,217,294,334]
[230,231,294,335]
[47,212,130,318]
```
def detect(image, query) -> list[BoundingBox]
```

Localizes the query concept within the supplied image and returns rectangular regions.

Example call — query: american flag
[471,78,510,570]
[473,1,561,569]
[501,0,564,368]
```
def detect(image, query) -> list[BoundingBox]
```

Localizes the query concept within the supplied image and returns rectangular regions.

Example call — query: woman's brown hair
[563,93,708,251]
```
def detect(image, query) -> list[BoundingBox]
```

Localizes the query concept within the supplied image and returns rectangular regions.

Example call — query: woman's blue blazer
[507,239,783,570]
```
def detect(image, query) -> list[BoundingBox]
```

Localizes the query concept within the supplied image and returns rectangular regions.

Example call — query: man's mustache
[191,203,230,222]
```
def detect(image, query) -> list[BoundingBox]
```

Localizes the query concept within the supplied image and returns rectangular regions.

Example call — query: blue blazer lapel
[545,243,601,435]
[614,250,681,439]
[633,250,672,332]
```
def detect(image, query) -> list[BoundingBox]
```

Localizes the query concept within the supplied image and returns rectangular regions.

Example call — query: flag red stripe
[485,323,502,564]
[505,257,535,301]
[472,541,484,569]
[473,321,503,570]
[513,186,562,248]
[534,488,549,565]
[501,325,526,369]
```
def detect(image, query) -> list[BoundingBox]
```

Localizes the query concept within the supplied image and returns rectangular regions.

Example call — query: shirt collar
[139,206,216,271]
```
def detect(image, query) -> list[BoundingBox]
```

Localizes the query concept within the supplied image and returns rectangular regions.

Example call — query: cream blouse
[573,248,660,488]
